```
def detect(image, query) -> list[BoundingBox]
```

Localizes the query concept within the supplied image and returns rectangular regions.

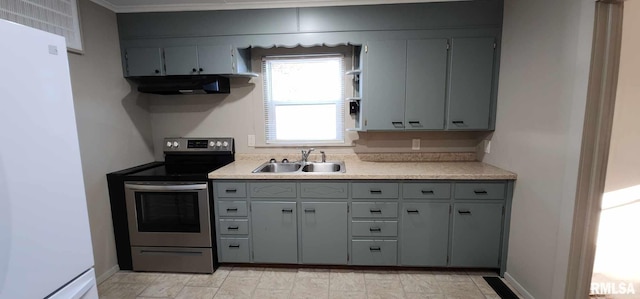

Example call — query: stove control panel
[164,137,234,153]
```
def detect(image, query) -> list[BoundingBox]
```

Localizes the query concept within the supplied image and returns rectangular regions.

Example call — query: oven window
[135,192,200,233]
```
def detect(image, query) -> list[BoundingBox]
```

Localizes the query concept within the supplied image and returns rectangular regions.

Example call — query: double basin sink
[252,161,345,173]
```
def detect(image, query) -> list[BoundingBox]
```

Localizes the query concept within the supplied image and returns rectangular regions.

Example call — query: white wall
[482,0,595,298]
[68,0,155,279]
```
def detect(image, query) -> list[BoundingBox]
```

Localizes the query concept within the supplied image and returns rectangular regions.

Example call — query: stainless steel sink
[251,161,345,173]
[301,162,344,173]
[252,162,302,173]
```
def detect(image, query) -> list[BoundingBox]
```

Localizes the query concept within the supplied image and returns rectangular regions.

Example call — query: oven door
[124,182,211,247]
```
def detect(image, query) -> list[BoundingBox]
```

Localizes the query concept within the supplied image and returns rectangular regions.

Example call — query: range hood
[132,75,231,95]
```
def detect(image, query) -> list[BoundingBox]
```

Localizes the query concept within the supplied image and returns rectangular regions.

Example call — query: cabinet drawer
[352,202,398,218]
[352,240,398,266]
[454,182,505,200]
[300,182,348,198]
[219,219,249,235]
[352,221,398,237]
[249,182,296,198]
[216,182,247,198]
[352,183,399,199]
[219,238,250,263]
[403,183,451,199]
[218,201,248,217]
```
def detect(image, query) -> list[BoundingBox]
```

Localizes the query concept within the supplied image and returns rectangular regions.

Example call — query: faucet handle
[320,151,326,163]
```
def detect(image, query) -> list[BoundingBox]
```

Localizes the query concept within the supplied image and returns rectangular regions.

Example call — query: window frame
[252,45,358,148]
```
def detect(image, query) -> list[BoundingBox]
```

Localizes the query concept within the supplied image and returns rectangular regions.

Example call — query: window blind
[0,0,83,51]
[262,54,345,144]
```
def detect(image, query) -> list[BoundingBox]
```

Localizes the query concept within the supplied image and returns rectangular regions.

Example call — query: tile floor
[98,266,522,299]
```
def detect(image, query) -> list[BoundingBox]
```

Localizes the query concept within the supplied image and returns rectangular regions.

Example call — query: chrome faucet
[301,148,315,162]
[320,151,326,163]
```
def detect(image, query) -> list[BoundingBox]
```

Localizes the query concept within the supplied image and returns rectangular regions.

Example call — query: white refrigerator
[0,20,99,299]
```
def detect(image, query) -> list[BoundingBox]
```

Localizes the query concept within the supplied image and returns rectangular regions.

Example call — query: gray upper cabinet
[300,202,348,264]
[363,39,449,131]
[447,37,496,130]
[164,46,199,75]
[125,47,163,76]
[405,39,448,130]
[450,202,503,268]
[125,45,240,77]
[198,45,234,75]
[250,201,298,263]
[363,40,407,131]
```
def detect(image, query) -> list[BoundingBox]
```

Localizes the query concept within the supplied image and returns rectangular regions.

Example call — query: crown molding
[90,0,466,13]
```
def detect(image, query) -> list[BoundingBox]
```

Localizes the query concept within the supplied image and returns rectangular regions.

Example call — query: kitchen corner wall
[481,0,594,298]
[68,0,155,280]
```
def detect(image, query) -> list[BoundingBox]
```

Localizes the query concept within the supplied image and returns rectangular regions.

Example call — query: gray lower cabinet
[400,202,450,266]
[212,180,512,272]
[352,240,398,265]
[250,201,298,263]
[300,202,348,264]
[450,202,503,268]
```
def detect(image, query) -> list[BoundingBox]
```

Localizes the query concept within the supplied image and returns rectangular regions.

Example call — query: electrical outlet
[484,140,491,154]
[248,135,255,147]
[412,139,420,150]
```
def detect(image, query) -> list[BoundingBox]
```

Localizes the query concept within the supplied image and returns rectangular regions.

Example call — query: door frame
[565,1,624,298]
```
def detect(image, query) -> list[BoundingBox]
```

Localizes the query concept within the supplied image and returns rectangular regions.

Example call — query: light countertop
[208,154,516,180]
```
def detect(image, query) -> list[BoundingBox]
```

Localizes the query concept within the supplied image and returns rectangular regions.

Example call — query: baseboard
[504,271,535,299]
[96,265,120,284]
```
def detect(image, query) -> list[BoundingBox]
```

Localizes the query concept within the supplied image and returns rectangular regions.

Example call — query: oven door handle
[125,183,208,191]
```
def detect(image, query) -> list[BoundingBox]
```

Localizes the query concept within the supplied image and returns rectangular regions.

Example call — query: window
[262,54,345,144]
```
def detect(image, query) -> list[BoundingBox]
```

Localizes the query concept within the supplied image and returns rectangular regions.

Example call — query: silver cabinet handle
[125,183,207,191]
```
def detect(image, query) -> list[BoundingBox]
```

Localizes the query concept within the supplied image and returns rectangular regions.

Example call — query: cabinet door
[198,45,234,74]
[363,40,407,131]
[164,46,199,75]
[301,202,348,264]
[447,37,496,130]
[125,47,163,77]
[400,202,449,266]
[251,201,297,263]
[405,39,448,130]
[451,202,503,268]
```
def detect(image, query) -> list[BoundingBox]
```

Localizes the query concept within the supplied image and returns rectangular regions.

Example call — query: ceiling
[89,0,466,13]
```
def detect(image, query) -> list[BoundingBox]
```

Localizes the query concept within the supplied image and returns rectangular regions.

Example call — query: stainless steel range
[108,137,234,274]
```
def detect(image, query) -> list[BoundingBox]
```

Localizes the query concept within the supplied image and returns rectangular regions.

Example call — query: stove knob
[209,141,215,147]
[173,141,180,148]
[166,141,172,148]
[216,141,222,147]
[222,141,229,147]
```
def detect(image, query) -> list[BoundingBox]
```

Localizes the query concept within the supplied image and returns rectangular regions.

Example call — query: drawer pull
[458,210,472,215]
[369,209,382,214]
[227,226,239,230]
[225,188,237,193]
[369,227,382,232]
[392,121,404,128]
[452,120,465,125]
[226,208,238,212]
[421,190,434,194]
[228,244,240,248]
[369,246,381,251]
[304,208,316,213]
[407,209,420,214]
[282,208,293,213]
[408,121,421,127]
[474,190,488,194]
[369,189,382,194]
